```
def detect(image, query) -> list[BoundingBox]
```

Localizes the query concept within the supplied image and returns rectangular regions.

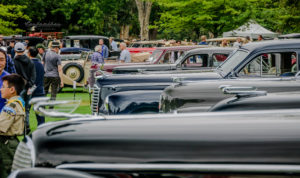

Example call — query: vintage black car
[63,35,120,57]
[113,47,233,74]
[11,107,300,177]
[159,39,300,113]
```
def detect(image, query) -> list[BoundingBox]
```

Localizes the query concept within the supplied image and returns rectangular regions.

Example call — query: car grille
[11,136,34,171]
[91,85,100,115]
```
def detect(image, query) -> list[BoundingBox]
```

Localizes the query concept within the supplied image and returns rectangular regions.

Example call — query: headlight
[11,136,35,171]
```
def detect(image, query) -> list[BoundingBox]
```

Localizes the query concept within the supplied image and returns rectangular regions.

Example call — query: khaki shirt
[0,96,25,136]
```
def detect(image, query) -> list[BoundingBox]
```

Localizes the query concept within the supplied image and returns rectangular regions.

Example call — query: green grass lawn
[28,87,92,132]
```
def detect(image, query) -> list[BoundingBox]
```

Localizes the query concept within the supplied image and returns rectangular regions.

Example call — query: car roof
[279,33,300,38]
[64,35,109,40]
[240,39,300,52]
[186,47,234,54]
[154,45,208,51]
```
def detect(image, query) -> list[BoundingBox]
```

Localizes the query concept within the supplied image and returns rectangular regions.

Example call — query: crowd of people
[0,37,65,177]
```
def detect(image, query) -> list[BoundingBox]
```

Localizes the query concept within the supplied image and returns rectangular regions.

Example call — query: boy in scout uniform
[0,74,25,178]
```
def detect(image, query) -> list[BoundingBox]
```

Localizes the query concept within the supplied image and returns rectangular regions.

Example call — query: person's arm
[119,50,125,63]
[57,55,64,88]
[58,65,64,88]
[30,62,36,87]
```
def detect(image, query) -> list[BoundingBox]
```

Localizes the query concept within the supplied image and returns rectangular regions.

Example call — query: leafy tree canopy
[0,4,30,35]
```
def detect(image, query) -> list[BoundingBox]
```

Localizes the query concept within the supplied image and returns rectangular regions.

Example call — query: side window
[159,52,171,64]
[238,52,297,77]
[181,54,209,68]
[212,53,229,67]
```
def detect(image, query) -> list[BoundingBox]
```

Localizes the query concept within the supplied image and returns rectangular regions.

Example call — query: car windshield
[217,50,249,77]
[148,50,164,63]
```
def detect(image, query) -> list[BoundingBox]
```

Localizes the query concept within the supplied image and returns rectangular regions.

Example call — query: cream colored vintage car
[61,52,92,87]
[61,52,150,87]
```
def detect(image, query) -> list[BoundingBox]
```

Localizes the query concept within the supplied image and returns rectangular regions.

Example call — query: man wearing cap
[36,43,46,61]
[43,41,64,102]
[13,42,36,133]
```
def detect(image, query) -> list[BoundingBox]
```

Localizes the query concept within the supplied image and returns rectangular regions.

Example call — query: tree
[253,0,300,33]
[156,0,256,39]
[135,0,153,40]
[0,4,30,35]
[53,0,121,36]
[117,0,138,39]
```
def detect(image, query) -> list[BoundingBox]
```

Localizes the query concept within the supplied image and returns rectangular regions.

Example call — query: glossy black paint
[30,111,300,169]
[98,83,172,114]
[209,92,300,112]
[106,90,162,114]
[160,79,300,113]
[95,72,221,114]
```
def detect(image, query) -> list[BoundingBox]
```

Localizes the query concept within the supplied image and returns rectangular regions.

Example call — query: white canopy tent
[223,20,278,39]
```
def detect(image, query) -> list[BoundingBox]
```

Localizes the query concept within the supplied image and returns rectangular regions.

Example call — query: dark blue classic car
[10,108,300,177]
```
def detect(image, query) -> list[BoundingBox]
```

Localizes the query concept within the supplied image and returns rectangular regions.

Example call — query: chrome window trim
[56,163,300,174]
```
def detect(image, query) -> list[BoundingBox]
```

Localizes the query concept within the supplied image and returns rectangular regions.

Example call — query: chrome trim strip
[56,163,300,173]
[91,85,100,115]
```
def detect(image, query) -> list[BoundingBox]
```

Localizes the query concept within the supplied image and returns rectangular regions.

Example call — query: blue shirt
[91,52,104,64]
[198,41,207,45]
[32,58,45,96]
[5,55,16,74]
[101,45,109,58]
[111,41,118,51]
[0,70,10,111]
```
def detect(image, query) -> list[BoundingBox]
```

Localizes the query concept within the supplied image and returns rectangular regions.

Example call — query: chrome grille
[11,137,34,171]
[91,85,100,115]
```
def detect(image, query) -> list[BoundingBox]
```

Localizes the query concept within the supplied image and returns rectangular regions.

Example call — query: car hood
[32,112,300,167]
